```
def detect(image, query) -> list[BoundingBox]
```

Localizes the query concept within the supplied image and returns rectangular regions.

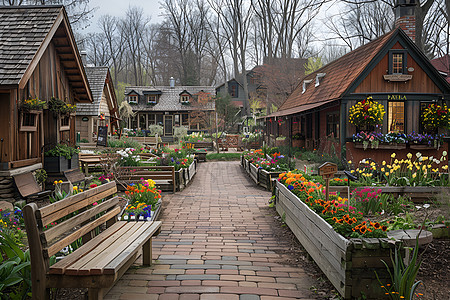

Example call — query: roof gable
[277,28,450,114]
[0,5,92,103]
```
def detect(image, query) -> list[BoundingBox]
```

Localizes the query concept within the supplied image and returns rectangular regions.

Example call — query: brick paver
[105,161,316,299]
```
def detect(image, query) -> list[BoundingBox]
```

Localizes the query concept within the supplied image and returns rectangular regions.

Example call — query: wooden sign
[319,162,337,177]
[318,162,337,202]
[97,126,108,147]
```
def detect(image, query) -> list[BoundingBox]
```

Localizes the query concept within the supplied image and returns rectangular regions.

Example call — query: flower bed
[275,180,398,299]
[121,179,162,221]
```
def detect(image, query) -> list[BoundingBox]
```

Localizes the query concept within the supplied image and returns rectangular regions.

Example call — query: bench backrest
[23,181,120,272]
[13,172,42,197]
[64,169,86,184]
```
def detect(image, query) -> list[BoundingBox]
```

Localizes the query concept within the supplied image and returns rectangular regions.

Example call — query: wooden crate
[276,181,398,299]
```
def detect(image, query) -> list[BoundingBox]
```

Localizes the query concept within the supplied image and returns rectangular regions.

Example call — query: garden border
[275,181,400,299]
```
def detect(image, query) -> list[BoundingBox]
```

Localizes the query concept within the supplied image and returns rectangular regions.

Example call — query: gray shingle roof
[124,86,215,111]
[76,66,108,116]
[0,6,62,85]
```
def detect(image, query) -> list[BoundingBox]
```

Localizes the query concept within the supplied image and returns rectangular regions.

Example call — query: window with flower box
[388,101,405,133]
[20,112,39,132]
[60,115,70,131]
[128,95,138,104]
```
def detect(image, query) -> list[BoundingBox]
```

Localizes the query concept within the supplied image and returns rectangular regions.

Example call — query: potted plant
[20,98,46,112]
[421,103,449,135]
[44,144,80,173]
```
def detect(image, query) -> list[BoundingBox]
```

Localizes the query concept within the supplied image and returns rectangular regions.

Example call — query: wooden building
[124,83,215,141]
[76,65,119,143]
[265,16,450,164]
[0,5,92,174]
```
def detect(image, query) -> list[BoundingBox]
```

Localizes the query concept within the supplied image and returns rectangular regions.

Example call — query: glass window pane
[388,102,405,132]
[393,53,403,74]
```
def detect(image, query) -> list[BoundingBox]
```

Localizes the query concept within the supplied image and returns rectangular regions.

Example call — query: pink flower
[93,202,98,206]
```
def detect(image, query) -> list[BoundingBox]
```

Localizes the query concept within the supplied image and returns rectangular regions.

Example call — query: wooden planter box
[276,181,398,299]
[249,162,259,184]
[330,185,450,202]
[44,156,73,173]
[409,144,438,150]
[183,161,197,186]
[259,169,282,191]
[354,142,406,150]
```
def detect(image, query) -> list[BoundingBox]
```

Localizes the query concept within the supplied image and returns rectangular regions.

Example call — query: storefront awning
[265,99,337,118]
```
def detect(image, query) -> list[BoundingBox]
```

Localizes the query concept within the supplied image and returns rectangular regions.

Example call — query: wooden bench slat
[49,221,127,275]
[38,182,117,219]
[71,222,151,275]
[61,222,140,275]
[104,221,161,275]
[40,188,117,227]
[43,197,120,244]
[45,206,121,258]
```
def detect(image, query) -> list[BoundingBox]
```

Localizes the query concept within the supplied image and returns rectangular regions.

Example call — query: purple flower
[288,185,294,190]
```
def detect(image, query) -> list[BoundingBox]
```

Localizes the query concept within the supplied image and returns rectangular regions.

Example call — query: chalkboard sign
[97,126,108,147]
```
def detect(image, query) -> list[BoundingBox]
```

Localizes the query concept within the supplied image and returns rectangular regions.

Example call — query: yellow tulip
[407,153,412,159]
[385,172,389,177]
[391,153,396,158]
[412,173,417,178]
[443,165,448,170]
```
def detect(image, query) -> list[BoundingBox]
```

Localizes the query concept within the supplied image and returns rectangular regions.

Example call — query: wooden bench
[23,181,162,300]
[127,136,161,148]
[118,166,176,193]
[13,172,51,202]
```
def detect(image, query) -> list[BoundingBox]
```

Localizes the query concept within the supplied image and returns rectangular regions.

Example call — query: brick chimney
[394,0,417,42]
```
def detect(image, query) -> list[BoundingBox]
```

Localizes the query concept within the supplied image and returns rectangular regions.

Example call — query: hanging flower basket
[20,98,46,111]
[421,103,450,133]
[349,97,385,129]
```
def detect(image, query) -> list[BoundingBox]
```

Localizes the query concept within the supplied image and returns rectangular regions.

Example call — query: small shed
[76,66,119,142]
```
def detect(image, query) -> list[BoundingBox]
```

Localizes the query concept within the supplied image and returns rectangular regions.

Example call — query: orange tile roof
[277,30,397,114]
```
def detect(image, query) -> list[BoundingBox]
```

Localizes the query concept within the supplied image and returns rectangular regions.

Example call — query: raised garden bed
[258,169,281,191]
[44,154,78,173]
[249,162,259,184]
[275,181,399,299]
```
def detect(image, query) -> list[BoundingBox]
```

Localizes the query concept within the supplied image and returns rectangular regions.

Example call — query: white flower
[443,151,448,157]
[416,152,422,158]
[423,204,430,209]
[416,205,422,210]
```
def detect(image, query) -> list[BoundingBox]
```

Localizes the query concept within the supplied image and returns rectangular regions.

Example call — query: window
[228,84,238,98]
[180,95,190,103]
[326,113,339,138]
[388,102,405,133]
[174,114,180,126]
[20,112,38,132]
[389,50,407,74]
[182,114,189,126]
[128,95,138,104]
[147,95,158,104]
[60,115,70,131]
[419,102,437,134]
[148,114,156,125]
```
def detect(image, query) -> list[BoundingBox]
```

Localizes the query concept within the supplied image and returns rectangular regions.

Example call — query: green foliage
[0,231,31,298]
[115,81,129,104]
[33,169,47,186]
[80,138,90,143]
[44,144,79,159]
[215,93,240,129]
[377,236,423,300]
[48,97,76,114]
[206,153,242,161]
[304,57,323,75]
[174,127,188,142]
[107,138,142,149]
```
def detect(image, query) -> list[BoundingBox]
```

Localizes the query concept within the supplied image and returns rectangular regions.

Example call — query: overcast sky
[83,0,164,33]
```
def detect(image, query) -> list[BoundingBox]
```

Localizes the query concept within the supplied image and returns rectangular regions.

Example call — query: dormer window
[147,95,158,104]
[315,73,326,87]
[302,79,313,94]
[128,95,138,104]
[180,95,190,104]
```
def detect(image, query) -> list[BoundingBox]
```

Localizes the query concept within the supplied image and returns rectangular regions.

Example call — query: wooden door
[164,115,173,136]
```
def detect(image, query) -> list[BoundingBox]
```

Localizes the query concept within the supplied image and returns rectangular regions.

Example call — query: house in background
[264,1,450,165]
[76,62,120,143]
[215,58,307,116]
[431,54,450,84]
[124,79,215,141]
[0,5,92,173]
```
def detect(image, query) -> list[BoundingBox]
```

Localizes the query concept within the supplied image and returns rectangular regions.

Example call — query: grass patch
[206,152,242,161]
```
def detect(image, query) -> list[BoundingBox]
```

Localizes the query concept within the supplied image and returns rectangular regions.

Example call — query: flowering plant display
[242,132,261,143]
[278,170,387,238]
[20,98,46,111]
[123,179,161,220]
[349,96,385,128]
[116,148,141,166]
[48,97,76,114]
[182,132,210,143]
[421,103,450,132]
[352,131,383,150]
[406,132,444,147]
[155,147,194,171]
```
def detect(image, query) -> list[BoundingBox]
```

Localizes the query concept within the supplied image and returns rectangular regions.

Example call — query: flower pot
[44,156,71,173]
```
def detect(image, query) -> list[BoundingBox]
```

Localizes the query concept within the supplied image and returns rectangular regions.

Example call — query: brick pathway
[105,161,316,300]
